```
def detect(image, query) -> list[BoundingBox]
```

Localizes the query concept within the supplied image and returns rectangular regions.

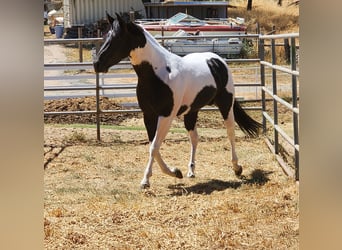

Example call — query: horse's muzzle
[93,61,108,73]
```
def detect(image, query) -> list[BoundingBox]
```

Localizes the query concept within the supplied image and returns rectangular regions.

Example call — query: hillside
[228,0,299,34]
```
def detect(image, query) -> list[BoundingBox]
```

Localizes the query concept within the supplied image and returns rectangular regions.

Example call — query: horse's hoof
[234,165,243,176]
[187,172,195,178]
[140,183,150,189]
[173,168,183,179]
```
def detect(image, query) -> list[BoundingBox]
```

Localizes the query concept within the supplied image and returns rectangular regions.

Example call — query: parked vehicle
[159,29,244,57]
[138,12,246,37]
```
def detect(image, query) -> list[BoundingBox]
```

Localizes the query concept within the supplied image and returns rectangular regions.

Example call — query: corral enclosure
[44,2,299,248]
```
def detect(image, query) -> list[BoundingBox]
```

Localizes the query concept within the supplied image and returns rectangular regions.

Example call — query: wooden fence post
[78,26,83,63]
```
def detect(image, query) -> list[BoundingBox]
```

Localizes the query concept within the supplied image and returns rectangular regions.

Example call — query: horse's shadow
[168,169,273,196]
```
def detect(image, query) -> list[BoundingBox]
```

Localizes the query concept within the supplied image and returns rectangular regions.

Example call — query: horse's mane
[133,22,166,49]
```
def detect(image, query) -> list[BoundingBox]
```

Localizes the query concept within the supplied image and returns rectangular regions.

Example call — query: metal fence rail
[259,33,299,180]
[44,59,262,135]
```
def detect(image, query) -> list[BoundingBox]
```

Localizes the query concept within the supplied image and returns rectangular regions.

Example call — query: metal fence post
[271,38,279,154]
[91,42,101,141]
[291,37,299,180]
[95,72,101,141]
[259,37,266,134]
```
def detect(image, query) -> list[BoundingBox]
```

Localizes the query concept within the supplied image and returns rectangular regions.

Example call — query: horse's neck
[129,30,172,67]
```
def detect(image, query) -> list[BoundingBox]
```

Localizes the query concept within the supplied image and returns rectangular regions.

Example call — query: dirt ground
[44,97,299,249]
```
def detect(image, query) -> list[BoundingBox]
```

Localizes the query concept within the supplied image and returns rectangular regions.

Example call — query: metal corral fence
[258,33,299,180]
[44,34,261,138]
[44,32,299,180]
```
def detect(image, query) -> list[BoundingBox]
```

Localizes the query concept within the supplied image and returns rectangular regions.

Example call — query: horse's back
[182,52,229,75]
[181,52,233,91]
[182,52,223,65]
[183,51,221,59]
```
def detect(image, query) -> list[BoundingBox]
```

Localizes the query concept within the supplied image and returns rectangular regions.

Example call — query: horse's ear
[106,11,115,26]
[115,13,125,25]
[115,13,127,33]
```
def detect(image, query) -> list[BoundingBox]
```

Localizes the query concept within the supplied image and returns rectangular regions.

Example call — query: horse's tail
[233,100,262,137]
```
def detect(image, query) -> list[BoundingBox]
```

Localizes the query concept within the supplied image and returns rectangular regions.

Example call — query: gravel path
[44,44,66,64]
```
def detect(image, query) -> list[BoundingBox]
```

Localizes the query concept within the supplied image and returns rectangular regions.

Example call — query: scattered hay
[44,123,299,249]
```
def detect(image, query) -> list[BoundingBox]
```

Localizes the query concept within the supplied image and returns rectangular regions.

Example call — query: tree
[247,0,253,10]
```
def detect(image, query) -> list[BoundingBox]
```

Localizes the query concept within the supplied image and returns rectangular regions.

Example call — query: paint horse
[94,13,262,188]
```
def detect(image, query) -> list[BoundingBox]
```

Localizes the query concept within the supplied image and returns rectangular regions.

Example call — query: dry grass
[228,0,299,64]
[44,116,299,249]
[64,44,94,63]
[229,0,299,33]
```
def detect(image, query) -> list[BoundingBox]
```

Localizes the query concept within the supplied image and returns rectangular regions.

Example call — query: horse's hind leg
[187,128,198,178]
[184,111,199,178]
[224,110,242,176]
[216,93,242,176]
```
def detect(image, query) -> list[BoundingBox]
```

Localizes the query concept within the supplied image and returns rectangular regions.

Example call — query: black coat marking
[190,86,217,111]
[177,105,188,116]
[214,89,233,120]
[183,86,217,131]
[184,111,199,131]
[206,58,233,120]
[143,111,159,142]
[134,61,174,141]
[126,22,147,49]
[134,62,174,117]
[206,58,228,90]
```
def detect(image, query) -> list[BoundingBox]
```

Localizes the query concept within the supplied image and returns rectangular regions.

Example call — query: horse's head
[93,12,146,73]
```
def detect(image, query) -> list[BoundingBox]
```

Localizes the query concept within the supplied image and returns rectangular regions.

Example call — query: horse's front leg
[140,113,158,188]
[141,116,183,188]
[140,150,154,189]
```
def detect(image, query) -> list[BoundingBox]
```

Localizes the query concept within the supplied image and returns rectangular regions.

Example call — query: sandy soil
[44,44,66,64]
